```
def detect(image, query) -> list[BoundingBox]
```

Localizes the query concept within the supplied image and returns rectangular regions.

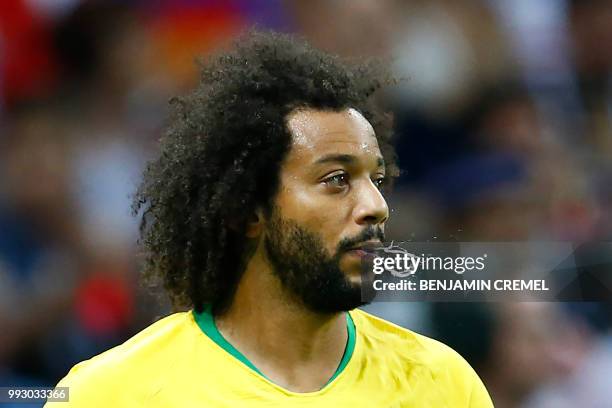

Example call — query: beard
[264,208,383,314]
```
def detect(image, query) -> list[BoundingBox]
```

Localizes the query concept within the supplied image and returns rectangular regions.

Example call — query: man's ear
[245,208,265,238]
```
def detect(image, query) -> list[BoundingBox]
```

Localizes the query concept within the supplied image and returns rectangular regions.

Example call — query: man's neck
[214,254,350,393]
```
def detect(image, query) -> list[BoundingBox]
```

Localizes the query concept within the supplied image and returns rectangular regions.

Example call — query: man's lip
[348,241,382,251]
[346,248,377,259]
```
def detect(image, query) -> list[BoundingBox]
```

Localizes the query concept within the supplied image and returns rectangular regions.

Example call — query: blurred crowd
[0,1,610,407]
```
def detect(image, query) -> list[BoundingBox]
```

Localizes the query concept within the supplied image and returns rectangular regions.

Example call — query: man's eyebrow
[313,154,386,167]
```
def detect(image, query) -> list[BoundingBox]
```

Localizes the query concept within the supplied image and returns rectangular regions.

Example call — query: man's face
[263,108,389,313]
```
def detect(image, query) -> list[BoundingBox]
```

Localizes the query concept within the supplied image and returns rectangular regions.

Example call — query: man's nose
[353,179,389,226]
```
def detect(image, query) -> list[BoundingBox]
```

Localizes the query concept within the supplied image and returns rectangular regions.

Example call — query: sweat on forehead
[286,107,377,148]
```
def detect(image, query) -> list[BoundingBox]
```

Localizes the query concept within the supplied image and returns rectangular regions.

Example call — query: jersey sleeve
[468,367,494,408]
[448,346,494,408]
[438,339,494,408]
[43,361,116,408]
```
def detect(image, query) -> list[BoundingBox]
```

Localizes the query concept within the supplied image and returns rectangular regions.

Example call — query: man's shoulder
[47,312,196,406]
[71,311,193,372]
[350,308,477,373]
[350,308,493,407]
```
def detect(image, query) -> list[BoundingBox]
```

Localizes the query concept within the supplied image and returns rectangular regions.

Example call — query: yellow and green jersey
[46,308,493,407]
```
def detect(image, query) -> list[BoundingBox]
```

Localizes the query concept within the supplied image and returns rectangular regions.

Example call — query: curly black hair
[134,30,399,313]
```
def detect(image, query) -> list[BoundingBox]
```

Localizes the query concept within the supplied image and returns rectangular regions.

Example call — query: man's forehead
[286,108,379,153]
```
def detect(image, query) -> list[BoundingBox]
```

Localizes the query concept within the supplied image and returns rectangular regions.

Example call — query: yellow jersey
[46,308,493,407]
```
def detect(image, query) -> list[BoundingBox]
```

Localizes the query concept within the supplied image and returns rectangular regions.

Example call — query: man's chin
[308,298,368,314]
[307,281,370,313]
[346,273,362,286]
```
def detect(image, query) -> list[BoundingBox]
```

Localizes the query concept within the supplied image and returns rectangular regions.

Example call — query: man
[47,31,493,407]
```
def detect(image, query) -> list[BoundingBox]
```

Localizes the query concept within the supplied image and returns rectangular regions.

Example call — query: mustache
[337,226,385,253]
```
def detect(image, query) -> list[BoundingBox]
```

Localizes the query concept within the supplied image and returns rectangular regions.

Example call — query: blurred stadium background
[0,1,611,407]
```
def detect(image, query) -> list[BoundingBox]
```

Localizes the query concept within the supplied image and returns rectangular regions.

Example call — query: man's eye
[323,174,349,189]
[374,176,387,189]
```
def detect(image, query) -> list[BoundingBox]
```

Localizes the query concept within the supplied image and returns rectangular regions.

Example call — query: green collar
[193,306,356,388]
